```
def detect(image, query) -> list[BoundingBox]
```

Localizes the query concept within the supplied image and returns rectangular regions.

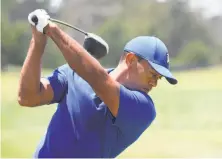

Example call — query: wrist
[44,22,57,37]
[30,38,46,54]
[31,37,46,47]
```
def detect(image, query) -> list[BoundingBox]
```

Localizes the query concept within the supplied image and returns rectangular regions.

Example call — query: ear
[125,52,138,66]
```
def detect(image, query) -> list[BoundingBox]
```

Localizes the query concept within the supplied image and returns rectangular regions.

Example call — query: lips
[145,86,153,92]
[143,88,150,92]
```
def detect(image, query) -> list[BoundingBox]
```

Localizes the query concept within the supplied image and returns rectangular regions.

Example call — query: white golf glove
[28,9,50,33]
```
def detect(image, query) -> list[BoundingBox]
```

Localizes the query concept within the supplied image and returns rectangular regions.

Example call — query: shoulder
[115,85,156,129]
[119,85,155,114]
[52,64,77,80]
[56,63,72,73]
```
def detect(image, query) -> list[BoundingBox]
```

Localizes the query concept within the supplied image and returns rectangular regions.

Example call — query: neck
[109,63,131,87]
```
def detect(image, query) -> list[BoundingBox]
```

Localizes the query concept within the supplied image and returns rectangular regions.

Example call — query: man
[18,9,177,158]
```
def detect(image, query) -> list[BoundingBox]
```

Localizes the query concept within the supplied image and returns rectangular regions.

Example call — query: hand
[31,25,47,45]
[28,9,50,33]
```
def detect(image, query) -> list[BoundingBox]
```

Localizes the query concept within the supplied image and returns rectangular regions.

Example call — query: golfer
[18,9,177,158]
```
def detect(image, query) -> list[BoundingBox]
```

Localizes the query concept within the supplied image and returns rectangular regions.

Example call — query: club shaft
[50,18,88,35]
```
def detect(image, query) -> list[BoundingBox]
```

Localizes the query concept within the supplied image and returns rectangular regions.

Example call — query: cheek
[137,63,145,74]
[130,63,148,85]
[137,65,148,83]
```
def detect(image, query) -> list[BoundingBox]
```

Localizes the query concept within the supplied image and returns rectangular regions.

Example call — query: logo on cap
[166,53,169,64]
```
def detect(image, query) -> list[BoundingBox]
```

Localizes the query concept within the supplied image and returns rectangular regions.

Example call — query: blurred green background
[1,0,222,158]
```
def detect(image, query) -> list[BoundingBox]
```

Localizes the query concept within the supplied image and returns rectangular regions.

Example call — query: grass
[1,65,222,158]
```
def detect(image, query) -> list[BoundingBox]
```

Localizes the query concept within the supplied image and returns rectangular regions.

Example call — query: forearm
[18,38,45,99]
[46,24,108,91]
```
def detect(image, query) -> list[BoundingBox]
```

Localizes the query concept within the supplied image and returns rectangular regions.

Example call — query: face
[125,53,162,93]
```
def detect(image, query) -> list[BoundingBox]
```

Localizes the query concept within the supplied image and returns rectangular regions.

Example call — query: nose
[149,79,158,87]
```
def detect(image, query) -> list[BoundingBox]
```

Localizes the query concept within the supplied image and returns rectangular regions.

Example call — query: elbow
[17,96,28,107]
[17,95,34,107]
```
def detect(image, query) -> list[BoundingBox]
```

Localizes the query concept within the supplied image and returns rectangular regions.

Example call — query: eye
[151,72,162,80]
[151,73,157,79]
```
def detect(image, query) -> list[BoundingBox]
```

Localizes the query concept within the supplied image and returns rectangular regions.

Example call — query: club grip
[31,15,38,25]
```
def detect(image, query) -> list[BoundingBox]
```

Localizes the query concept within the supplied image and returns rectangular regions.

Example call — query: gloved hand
[28,9,50,33]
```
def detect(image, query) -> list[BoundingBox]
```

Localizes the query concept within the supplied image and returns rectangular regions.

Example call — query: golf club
[31,15,109,59]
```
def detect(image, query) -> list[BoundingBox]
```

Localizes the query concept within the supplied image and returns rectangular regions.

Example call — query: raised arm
[17,26,54,107]
[45,22,120,116]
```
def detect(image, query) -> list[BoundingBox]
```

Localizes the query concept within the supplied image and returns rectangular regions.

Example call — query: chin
[147,88,153,93]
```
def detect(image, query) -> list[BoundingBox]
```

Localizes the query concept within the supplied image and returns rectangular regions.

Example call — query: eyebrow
[149,66,162,78]
[137,56,143,62]
[137,56,162,78]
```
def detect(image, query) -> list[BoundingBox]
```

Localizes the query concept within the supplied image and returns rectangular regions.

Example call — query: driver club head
[83,33,109,59]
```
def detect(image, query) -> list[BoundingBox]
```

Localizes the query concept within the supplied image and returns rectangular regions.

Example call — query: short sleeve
[44,64,69,104]
[114,85,156,137]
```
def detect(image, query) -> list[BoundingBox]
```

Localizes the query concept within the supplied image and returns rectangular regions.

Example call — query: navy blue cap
[124,36,177,85]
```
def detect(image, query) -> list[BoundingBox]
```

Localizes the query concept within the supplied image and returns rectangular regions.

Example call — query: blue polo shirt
[34,64,156,158]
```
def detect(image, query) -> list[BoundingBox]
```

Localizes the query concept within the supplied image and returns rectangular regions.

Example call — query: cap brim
[148,61,178,85]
